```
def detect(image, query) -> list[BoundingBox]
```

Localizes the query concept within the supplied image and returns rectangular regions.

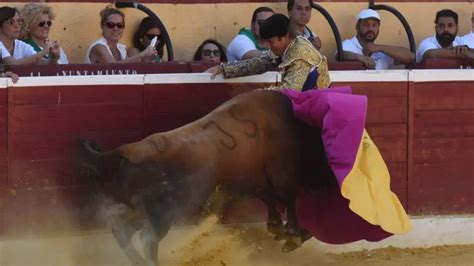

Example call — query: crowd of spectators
[0,2,473,70]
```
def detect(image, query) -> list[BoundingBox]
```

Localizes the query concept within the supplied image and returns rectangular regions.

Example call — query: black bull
[80,89,335,266]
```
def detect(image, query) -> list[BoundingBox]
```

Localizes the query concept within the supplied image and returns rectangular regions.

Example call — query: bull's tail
[80,138,102,156]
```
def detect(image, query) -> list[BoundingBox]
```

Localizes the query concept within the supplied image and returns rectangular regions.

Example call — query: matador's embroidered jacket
[222,36,331,90]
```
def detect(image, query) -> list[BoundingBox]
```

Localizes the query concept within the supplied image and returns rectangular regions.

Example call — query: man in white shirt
[460,12,473,48]
[226,6,274,62]
[416,9,471,63]
[341,9,414,70]
[287,0,321,50]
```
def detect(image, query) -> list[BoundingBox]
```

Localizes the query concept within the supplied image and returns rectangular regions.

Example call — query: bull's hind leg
[111,218,148,266]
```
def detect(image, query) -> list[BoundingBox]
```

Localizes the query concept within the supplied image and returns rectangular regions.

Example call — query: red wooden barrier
[0,68,472,235]
[408,80,474,214]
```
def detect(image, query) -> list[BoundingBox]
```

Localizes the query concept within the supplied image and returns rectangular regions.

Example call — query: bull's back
[192,90,304,188]
[120,90,304,190]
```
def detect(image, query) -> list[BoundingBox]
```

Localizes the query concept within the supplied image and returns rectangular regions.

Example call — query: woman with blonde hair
[85,6,157,64]
[20,3,68,64]
[0,6,58,65]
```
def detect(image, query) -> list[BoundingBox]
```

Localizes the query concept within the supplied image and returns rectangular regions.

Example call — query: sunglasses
[146,34,161,40]
[104,21,125,29]
[5,18,23,26]
[202,49,221,57]
[38,20,52,28]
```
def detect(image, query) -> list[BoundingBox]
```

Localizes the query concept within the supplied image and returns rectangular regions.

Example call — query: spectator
[416,9,467,63]
[193,39,227,63]
[207,14,331,91]
[20,3,68,64]
[85,6,156,64]
[287,0,321,50]
[460,12,473,48]
[128,16,165,63]
[226,6,274,62]
[341,9,414,69]
[0,6,57,65]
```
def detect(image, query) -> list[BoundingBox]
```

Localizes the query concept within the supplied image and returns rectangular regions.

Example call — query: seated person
[416,9,473,63]
[128,16,165,63]
[287,0,322,50]
[85,6,157,64]
[341,9,414,69]
[461,12,473,48]
[207,14,331,91]
[226,6,274,62]
[0,6,58,65]
[193,39,227,63]
[20,3,68,64]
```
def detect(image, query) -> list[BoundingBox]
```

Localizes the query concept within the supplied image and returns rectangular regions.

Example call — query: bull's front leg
[282,199,303,252]
[260,196,285,240]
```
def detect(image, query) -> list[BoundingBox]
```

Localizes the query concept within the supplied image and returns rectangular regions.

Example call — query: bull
[80,89,334,266]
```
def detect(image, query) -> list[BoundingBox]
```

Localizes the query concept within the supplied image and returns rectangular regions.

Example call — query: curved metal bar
[115,1,174,61]
[368,1,416,53]
[310,2,344,61]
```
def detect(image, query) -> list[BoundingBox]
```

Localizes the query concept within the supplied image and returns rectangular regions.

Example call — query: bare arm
[2,49,48,65]
[90,44,156,64]
[241,50,264,60]
[339,51,376,69]
[366,43,415,65]
[422,45,469,61]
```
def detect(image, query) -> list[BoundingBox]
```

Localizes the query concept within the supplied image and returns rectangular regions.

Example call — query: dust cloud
[0,215,472,266]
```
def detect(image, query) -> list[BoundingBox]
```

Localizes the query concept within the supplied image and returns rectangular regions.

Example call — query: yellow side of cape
[341,130,412,234]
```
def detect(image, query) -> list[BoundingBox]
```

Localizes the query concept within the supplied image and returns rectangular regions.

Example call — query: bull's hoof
[282,239,301,252]
[267,222,284,235]
[300,229,312,243]
[273,233,286,241]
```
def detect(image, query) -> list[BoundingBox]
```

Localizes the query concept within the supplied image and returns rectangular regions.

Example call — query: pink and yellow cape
[280,87,411,244]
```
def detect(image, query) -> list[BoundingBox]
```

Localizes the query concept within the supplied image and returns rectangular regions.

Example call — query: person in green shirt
[226,6,274,62]
[20,3,66,64]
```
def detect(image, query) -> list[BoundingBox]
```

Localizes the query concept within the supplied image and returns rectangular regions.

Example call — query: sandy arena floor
[0,216,472,266]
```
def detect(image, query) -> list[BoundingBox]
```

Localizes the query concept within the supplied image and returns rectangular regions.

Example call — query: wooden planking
[408,81,474,214]
[9,85,142,106]
[9,104,143,135]
[412,82,474,110]
[413,110,474,138]
[408,162,473,214]
[333,82,408,124]
[0,90,7,185]
[386,162,407,190]
[413,137,474,164]
[144,83,254,133]
[370,135,407,163]
[9,131,143,161]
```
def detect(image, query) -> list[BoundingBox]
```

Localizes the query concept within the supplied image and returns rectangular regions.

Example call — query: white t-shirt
[303,26,316,39]
[342,36,394,70]
[416,35,464,63]
[0,39,36,60]
[226,32,258,63]
[84,37,127,64]
[460,32,474,49]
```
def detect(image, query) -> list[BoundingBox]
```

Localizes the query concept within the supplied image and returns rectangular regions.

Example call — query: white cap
[357,9,381,21]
